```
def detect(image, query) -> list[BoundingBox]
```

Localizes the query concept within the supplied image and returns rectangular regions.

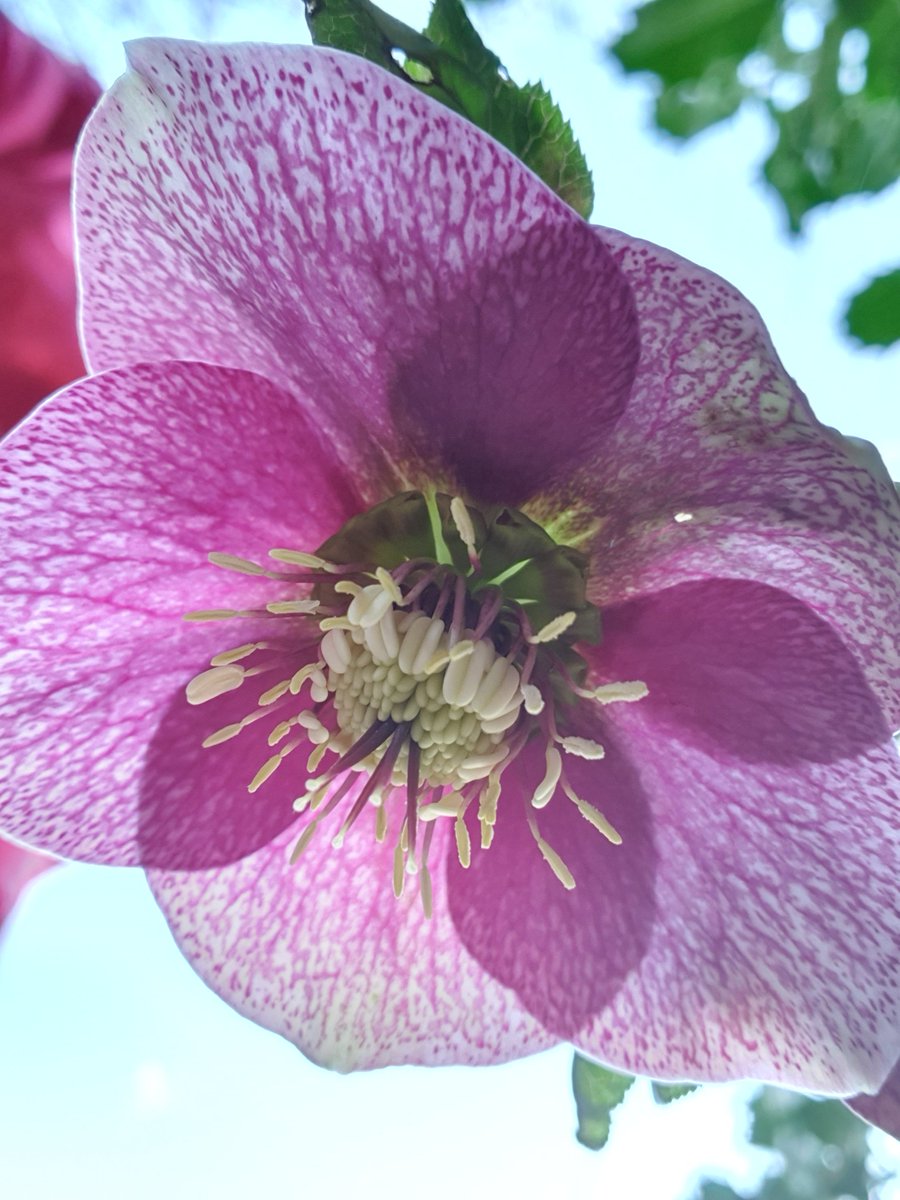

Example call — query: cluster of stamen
[185,494,647,915]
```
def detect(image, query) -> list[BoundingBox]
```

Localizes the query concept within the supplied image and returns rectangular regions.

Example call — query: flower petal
[76,40,637,504]
[570,579,900,1093]
[148,813,556,1070]
[0,359,360,864]
[0,835,53,930]
[0,16,98,427]
[582,229,900,728]
[446,732,657,1038]
[846,1059,900,1138]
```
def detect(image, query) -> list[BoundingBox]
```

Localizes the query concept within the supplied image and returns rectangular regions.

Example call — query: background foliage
[609,0,900,348]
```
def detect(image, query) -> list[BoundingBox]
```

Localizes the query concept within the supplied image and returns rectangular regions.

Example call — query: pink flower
[0,40,897,1098]
[0,16,98,427]
[848,1061,900,1139]
[0,17,98,926]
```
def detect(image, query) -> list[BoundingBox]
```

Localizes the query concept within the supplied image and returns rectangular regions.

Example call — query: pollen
[184,490,647,913]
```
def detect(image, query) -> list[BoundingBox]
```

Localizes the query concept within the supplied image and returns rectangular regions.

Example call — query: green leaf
[612,0,773,87]
[652,1081,699,1104]
[607,0,900,233]
[571,1053,634,1151]
[305,0,594,217]
[844,268,900,347]
[763,92,900,232]
[694,1087,877,1199]
[654,58,746,137]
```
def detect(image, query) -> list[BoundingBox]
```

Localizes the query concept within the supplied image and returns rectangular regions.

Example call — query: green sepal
[651,1081,699,1104]
[476,506,600,645]
[317,490,441,570]
[571,1053,634,1151]
[305,0,594,217]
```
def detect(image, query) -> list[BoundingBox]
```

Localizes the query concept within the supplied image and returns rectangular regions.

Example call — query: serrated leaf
[571,1053,634,1151]
[611,0,773,87]
[305,0,593,217]
[652,1080,699,1104]
[844,268,900,347]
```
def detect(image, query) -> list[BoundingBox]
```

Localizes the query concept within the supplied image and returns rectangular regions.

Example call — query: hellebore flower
[848,1060,900,1139]
[0,15,99,427]
[0,16,98,925]
[0,41,898,1094]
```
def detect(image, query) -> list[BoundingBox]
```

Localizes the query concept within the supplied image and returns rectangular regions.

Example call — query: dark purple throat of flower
[184,492,647,915]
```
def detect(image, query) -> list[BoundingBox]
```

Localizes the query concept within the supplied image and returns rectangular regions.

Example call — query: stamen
[526,815,576,890]
[406,739,421,862]
[208,552,267,576]
[454,814,471,868]
[258,680,291,706]
[418,821,436,917]
[392,833,406,897]
[202,704,272,747]
[528,611,577,644]
[375,803,388,843]
[559,735,606,760]
[374,566,405,607]
[289,663,325,695]
[348,583,395,629]
[531,745,562,809]
[183,609,245,622]
[450,496,480,570]
[210,642,264,666]
[265,600,319,615]
[418,792,465,821]
[247,736,303,793]
[186,665,245,705]
[268,549,337,571]
[590,681,649,704]
[318,616,354,632]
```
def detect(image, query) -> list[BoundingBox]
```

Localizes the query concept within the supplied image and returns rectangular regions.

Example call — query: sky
[1,1,898,1197]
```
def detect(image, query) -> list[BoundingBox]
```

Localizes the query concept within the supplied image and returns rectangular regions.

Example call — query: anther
[186,665,245,705]
[268,549,336,570]
[527,816,575,890]
[561,780,622,845]
[531,745,562,809]
[559,736,606,760]
[265,600,319,615]
[590,681,649,704]
[528,611,577,644]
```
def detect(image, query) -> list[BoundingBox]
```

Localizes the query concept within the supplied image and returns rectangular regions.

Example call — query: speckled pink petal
[76,40,637,505]
[446,730,656,1039]
[0,359,360,865]
[581,230,900,728]
[0,835,53,930]
[148,811,556,1070]
[564,580,899,1094]
[847,1059,900,1138]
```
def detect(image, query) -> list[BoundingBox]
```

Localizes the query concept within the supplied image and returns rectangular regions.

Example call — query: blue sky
[2,1,898,1196]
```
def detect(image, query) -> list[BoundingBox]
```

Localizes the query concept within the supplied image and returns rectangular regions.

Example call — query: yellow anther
[528,611,576,644]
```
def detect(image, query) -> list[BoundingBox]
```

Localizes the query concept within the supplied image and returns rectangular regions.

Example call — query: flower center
[185,491,647,913]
